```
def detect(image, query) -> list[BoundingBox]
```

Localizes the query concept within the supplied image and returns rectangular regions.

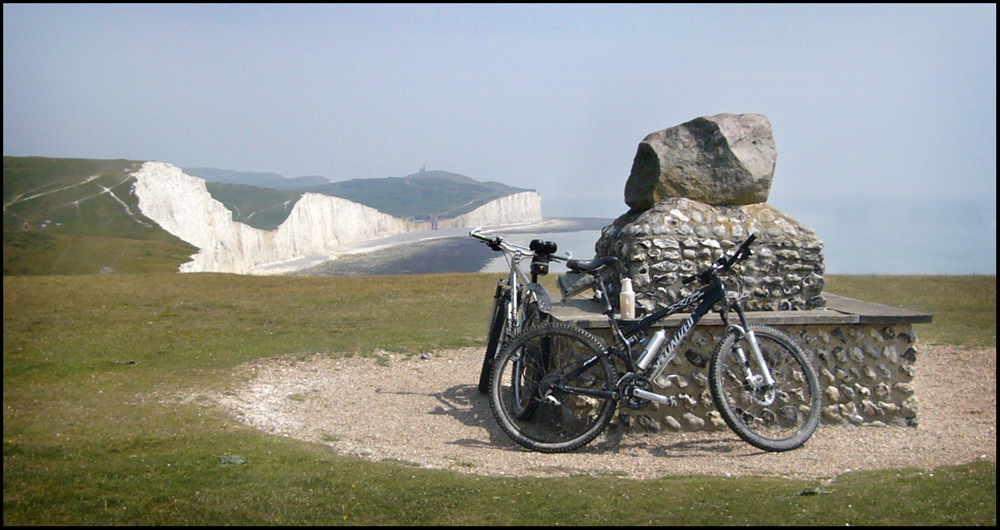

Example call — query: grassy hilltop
[302,169,533,220]
[4,157,533,273]
[190,167,534,230]
[2,156,197,275]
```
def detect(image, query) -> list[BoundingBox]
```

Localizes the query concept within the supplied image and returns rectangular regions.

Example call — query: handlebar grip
[722,233,757,269]
[736,233,756,258]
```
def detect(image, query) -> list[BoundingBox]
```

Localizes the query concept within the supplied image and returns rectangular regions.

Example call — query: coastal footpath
[131,162,542,274]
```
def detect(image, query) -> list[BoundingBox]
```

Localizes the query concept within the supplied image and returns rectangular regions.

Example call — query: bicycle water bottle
[619,278,635,320]
[635,329,667,371]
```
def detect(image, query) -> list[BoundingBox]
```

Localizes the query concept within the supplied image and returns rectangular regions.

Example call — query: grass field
[3,156,197,275]
[3,272,995,525]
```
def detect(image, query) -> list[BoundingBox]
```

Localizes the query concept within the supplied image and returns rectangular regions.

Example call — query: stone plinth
[596,197,826,313]
[550,294,932,433]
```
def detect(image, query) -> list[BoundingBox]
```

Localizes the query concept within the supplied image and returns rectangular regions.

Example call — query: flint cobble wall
[582,321,920,433]
[596,197,826,313]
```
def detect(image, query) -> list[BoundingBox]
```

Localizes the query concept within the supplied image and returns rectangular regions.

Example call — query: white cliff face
[272,192,416,260]
[131,162,542,274]
[439,191,542,228]
[132,162,274,273]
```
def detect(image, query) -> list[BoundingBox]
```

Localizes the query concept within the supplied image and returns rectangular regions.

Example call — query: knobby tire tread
[489,322,618,453]
[709,325,821,452]
[478,294,509,394]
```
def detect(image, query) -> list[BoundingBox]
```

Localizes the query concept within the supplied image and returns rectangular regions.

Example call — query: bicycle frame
[471,228,569,332]
[550,236,777,406]
[498,244,544,334]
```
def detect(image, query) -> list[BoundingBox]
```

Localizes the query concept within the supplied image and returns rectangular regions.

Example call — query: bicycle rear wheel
[710,325,821,452]
[489,323,618,453]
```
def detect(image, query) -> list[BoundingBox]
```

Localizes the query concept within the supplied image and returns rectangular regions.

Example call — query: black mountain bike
[488,234,822,453]
[470,228,569,394]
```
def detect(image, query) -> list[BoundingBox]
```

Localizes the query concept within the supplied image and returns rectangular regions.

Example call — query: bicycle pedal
[543,394,562,406]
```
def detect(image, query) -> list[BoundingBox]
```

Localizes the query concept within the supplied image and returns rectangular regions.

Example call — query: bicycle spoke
[711,326,821,452]
[490,323,617,453]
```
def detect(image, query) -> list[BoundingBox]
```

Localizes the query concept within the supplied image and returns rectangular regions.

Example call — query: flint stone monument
[596,113,826,312]
[553,113,930,432]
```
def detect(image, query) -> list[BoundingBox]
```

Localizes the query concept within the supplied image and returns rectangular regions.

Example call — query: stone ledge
[822,294,933,325]
[550,293,931,328]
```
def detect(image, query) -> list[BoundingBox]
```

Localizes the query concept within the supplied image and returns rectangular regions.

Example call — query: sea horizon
[291,210,995,277]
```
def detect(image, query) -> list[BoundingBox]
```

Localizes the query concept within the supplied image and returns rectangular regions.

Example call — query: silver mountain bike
[469,228,570,394]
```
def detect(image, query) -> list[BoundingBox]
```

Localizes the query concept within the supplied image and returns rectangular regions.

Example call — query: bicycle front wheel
[710,325,821,452]
[489,323,618,453]
[478,292,510,394]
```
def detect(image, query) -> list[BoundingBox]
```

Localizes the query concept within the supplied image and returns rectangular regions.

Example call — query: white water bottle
[619,278,636,320]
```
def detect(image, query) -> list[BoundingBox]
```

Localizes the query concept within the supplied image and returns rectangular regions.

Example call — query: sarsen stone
[624,113,777,211]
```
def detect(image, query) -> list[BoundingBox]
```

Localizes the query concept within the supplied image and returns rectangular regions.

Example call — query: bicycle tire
[709,325,822,452]
[478,292,510,394]
[478,293,546,394]
[489,322,618,453]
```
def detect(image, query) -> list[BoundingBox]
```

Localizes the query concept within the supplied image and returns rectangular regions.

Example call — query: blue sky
[3,4,996,273]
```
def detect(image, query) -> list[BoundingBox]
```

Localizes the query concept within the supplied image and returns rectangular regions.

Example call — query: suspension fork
[504,254,522,339]
[727,303,776,389]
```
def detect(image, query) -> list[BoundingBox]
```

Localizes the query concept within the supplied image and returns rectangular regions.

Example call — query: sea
[480,196,997,276]
[778,196,997,275]
[478,224,607,275]
[297,196,995,277]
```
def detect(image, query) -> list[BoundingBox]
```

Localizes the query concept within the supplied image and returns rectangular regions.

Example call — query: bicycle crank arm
[631,388,676,407]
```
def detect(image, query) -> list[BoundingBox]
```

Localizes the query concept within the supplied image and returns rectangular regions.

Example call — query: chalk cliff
[131,162,542,274]
[438,191,543,229]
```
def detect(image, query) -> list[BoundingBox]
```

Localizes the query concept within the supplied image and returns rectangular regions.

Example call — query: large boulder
[624,113,777,212]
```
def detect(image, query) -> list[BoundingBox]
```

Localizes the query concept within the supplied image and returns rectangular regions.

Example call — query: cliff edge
[131,162,542,274]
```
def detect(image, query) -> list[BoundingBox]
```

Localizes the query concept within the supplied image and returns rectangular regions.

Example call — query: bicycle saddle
[566,256,618,273]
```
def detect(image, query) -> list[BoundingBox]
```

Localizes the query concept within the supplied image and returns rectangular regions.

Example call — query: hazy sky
[4,4,996,272]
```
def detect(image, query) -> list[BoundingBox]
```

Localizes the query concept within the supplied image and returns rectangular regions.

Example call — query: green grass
[825,275,996,348]
[3,273,996,525]
[204,182,303,230]
[3,231,197,276]
[3,156,198,275]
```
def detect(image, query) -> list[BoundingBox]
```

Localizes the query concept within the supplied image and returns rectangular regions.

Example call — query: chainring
[619,373,655,410]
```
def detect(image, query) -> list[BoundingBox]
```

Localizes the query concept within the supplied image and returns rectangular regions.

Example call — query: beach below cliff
[283,217,612,277]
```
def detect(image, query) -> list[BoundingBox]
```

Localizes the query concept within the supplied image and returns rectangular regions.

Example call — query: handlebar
[469,227,571,262]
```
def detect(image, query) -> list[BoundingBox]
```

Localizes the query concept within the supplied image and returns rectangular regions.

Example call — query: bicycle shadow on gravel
[579,425,756,458]
[420,384,660,456]
[376,383,526,451]
[376,383,747,458]
[641,437,754,458]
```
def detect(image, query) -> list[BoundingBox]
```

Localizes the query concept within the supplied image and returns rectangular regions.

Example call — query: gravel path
[213,345,995,481]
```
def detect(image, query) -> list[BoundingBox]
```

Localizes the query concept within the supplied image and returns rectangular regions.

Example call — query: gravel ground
[211,344,995,481]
